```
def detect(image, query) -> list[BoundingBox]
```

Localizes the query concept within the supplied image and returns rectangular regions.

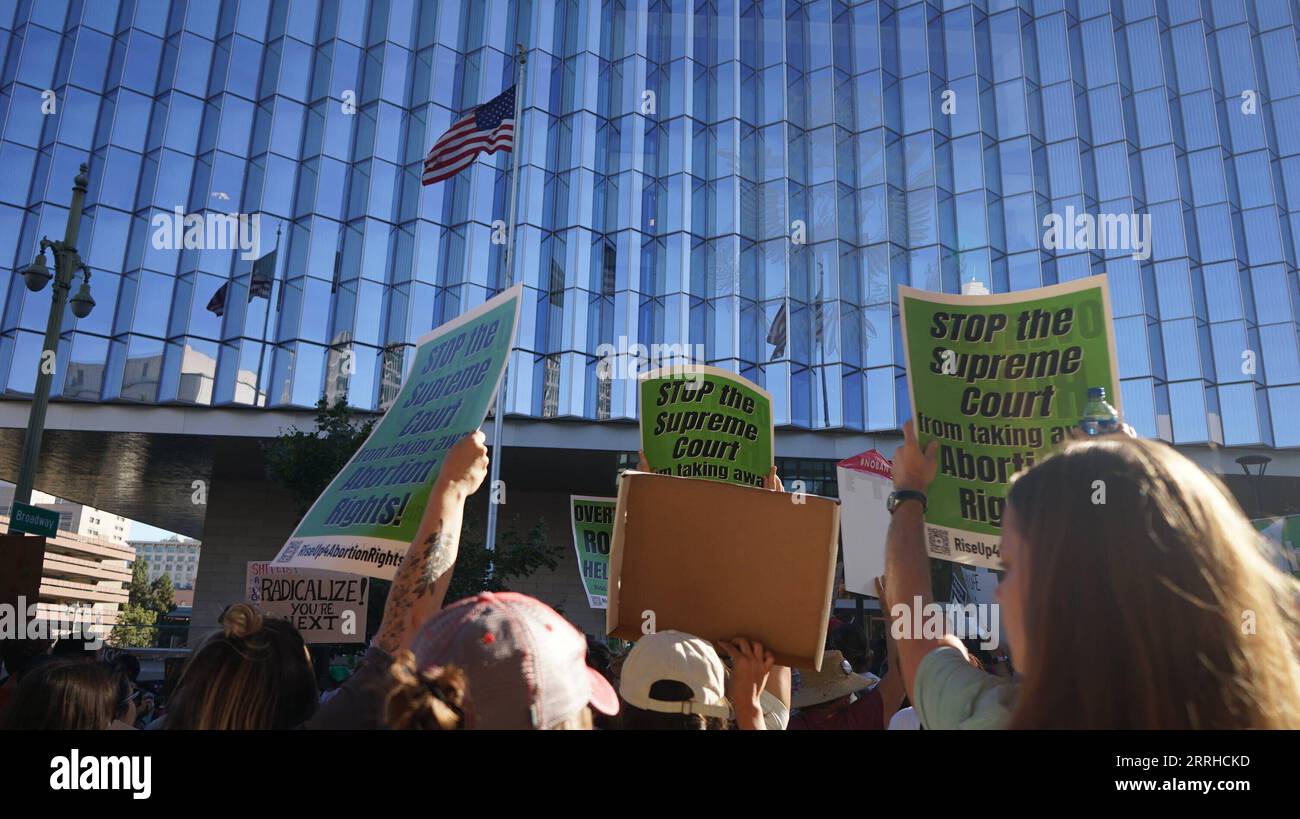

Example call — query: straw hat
[792,650,879,709]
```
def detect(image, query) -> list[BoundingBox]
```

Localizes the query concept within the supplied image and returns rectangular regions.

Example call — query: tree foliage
[262,397,378,518]
[148,573,176,616]
[444,512,560,604]
[108,603,157,648]
[125,557,177,616]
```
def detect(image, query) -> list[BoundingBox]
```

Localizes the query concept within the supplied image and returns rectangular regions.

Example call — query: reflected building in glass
[1,0,1298,454]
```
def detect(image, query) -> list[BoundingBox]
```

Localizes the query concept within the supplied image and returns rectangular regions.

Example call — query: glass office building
[1,0,1298,448]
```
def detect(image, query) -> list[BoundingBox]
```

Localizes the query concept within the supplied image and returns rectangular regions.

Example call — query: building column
[188,450,302,647]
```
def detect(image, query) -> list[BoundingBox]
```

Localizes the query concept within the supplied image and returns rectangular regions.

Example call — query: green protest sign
[271,284,522,579]
[638,365,774,488]
[570,496,616,608]
[899,276,1120,569]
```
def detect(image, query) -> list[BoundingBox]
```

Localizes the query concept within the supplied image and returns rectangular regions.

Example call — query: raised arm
[883,420,965,701]
[764,664,791,712]
[373,430,489,656]
[719,638,775,730]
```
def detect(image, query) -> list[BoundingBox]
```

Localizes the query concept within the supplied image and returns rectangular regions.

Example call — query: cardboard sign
[899,276,1120,569]
[272,284,522,579]
[638,365,774,488]
[606,471,839,669]
[246,562,369,643]
[836,449,893,597]
[570,496,615,609]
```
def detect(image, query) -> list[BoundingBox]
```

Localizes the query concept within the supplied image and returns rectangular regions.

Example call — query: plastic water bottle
[1079,386,1120,436]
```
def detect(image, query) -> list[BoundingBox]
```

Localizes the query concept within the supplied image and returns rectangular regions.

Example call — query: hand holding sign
[373,430,490,656]
[764,466,783,492]
[434,429,489,501]
[894,420,938,494]
[897,277,1120,569]
[272,284,522,580]
[718,637,775,731]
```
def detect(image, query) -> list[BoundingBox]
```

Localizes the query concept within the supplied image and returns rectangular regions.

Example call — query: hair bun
[220,603,263,639]
[385,651,466,730]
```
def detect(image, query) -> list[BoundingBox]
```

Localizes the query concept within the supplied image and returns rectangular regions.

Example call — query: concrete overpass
[2,398,1298,644]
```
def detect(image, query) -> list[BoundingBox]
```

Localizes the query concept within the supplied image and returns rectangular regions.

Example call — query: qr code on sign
[927,527,951,556]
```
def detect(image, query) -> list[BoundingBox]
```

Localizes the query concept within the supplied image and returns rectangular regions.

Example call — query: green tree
[444,512,559,603]
[262,397,378,518]
[127,556,150,602]
[125,557,177,616]
[148,573,176,616]
[108,603,157,648]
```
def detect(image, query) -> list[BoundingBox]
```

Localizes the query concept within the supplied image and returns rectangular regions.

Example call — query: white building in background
[0,483,134,641]
[131,537,202,589]
[0,484,129,544]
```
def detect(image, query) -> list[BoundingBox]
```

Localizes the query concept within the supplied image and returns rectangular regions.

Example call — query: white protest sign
[246,561,369,643]
[965,565,999,605]
[836,449,893,597]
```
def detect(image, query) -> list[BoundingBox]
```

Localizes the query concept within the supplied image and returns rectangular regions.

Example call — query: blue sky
[129,520,186,541]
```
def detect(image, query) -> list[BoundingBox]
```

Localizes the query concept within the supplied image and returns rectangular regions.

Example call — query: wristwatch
[886,489,927,514]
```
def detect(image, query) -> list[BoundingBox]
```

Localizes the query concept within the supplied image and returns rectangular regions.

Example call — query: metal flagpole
[485,43,527,558]
[253,220,282,407]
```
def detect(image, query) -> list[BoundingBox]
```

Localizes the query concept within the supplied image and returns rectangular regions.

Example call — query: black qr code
[927,528,951,556]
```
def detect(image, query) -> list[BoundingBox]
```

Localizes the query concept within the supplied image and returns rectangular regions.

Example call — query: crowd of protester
[3,422,1299,731]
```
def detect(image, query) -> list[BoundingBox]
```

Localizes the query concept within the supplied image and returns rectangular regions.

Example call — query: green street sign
[9,501,59,538]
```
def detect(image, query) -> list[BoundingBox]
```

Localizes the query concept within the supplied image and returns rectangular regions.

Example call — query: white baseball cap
[619,630,731,718]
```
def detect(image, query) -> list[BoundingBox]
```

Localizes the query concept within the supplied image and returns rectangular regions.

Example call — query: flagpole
[485,43,527,559]
[816,263,829,427]
[254,220,282,407]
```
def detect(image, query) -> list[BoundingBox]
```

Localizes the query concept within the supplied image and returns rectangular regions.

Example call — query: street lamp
[1235,453,1272,518]
[8,163,94,518]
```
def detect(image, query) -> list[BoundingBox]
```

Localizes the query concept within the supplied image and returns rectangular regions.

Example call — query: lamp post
[9,163,95,517]
[1235,454,1272,518]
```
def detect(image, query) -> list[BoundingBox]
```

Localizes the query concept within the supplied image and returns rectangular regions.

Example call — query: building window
[775,457,840,500]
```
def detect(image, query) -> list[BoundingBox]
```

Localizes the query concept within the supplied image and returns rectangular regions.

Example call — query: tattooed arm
[304,432,487,730]
[373,430,489,656]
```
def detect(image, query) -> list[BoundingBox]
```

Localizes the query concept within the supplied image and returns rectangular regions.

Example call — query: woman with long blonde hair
[884,422,1300,729]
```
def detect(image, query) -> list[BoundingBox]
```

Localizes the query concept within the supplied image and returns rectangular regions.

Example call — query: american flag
[767,301,787,360]
[207,249,276,316]
[422,86,516,185]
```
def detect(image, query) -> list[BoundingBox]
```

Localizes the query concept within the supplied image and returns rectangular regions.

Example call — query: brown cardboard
[606,471,840,670]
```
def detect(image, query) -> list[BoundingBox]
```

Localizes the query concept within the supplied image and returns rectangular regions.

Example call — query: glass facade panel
[0,1,1293,446]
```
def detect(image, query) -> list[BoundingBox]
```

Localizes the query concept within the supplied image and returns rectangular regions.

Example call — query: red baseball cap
[409,591,619,729]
